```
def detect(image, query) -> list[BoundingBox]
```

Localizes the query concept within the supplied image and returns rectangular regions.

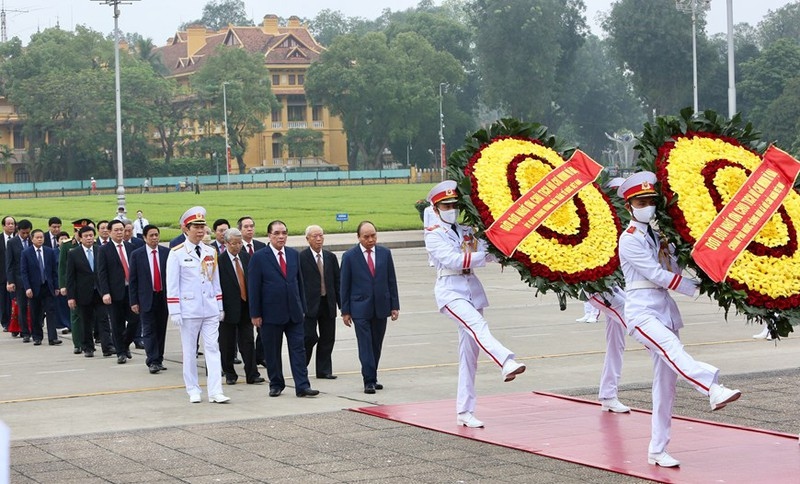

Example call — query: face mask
[632,205,656,223]
[439,209,459,225]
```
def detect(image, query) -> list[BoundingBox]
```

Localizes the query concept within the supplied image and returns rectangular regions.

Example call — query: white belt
[626,280,662,290]
[438,268,472,277]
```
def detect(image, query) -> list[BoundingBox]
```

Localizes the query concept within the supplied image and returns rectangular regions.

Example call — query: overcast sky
[4,1,796,45]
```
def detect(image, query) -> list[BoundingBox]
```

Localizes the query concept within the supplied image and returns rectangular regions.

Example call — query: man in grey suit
[299,225,340,379]
[340,221,400,394]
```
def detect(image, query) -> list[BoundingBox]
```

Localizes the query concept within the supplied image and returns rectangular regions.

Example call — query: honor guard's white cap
[180,206,207,227]
[427,180,458,205]
[617,171,658,201]
[605,177,626,190]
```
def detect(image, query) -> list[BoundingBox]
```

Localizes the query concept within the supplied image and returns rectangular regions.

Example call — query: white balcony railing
[312,121,324,128]
[272,122,283,129]
[288,121,307,129]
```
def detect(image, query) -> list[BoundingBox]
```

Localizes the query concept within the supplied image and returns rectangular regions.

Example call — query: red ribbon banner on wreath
[692,145,800,282]
[485,150,604,256]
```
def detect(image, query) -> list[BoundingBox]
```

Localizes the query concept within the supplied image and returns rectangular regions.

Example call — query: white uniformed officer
[617,171,741,468]
[423,180,525,429]
[585,176,630,414]
[166,206,229,404]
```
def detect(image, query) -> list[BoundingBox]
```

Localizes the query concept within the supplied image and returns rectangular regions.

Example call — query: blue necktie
[86,248,94,271]
[37,249,45,281]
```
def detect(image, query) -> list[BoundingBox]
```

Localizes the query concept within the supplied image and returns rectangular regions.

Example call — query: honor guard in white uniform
[617,172,741,468]
[423,180,526,429]
[585,176,630,414]
[166,206,229,404]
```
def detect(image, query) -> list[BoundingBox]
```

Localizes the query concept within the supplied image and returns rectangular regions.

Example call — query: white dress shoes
[457,412,484,428]
[209,394,231,403]
[501,359,526,382]
[584,318,599,323]
[709,383,741,411]
[600,398,631,413]
[752,326,772,340]
[189,394,201,404]
[575,316,589,323]
[648,451,680,467]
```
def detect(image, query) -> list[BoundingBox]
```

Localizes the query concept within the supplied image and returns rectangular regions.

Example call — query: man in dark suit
[300,225,340,379]
[237,216,266,256]
[20,229,60,345]
[0,215,15,333]
[248,220,318,398]
[6,219,32,342]
[340,221,400,394]
[67,225,113,357]
[42,217,62,250]
[211,219,229,255]
[123,220,145,249]
[97,220,139,364]
[218,228,263,385]
[129,224,169,374]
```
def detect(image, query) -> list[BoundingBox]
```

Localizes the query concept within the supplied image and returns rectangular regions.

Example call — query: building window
[272,142,282,160]
[288,74,296,85]
[272,74,280,86]
[287,105,305,122]
[312,105,323,122]
[14,167,29,183]
[279,37,298,48]
[13,128,24,149]
[271,110,281,122]
[297,74,304,85]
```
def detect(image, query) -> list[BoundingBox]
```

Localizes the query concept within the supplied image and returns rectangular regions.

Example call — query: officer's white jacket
[424,222,491,310]
[618,220,697,333]
[166,241,223,318]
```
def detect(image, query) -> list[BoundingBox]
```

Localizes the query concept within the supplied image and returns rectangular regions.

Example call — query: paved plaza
[2,231,799,482]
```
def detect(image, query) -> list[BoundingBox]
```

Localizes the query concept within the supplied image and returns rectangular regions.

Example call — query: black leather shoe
[364,385,376,394]
[126,351,132,359]
[84,351,95,358]
[297,388,320,397]
[375,383,384,390]
[134,342,145,349]
[247,377,265,384]
[73,348,83,354]
[49,340,63,346]
[226,377,237,385]
[257,359,267,367]
[158,364,168,371]
[33,340,42,346]
[148,364,160,374]
[233,357,242,364]
[316,374,338,379]
[117,355,127,364]
[22,336,31,343]
[61,328,71,335]
[103,351,114,357]
[11,331,19,337]
[269,388,282,397]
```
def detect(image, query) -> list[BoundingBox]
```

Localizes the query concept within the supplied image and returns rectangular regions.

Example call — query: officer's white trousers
[180,316,223,398]
[588,292,627,401]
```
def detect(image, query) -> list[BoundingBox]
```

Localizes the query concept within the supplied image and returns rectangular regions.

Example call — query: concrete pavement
[3,230,800,482]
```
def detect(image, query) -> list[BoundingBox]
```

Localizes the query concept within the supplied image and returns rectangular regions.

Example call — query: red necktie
[118,244,129,282]
[247,243,254,255]
[152,249,162,292]
[366,249,375,277]
[278,250,287,277]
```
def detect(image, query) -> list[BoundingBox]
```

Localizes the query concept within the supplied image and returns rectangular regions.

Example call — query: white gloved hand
[170,314,182,327]
[219,310,225,322]
[485,252,498,263]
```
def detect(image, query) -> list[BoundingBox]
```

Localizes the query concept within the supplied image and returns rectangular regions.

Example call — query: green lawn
[2,184,430,239]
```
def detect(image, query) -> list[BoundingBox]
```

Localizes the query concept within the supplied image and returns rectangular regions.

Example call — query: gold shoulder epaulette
[171,243,185,251]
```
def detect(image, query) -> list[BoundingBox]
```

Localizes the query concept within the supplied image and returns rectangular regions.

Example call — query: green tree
[757,1,800,48]
[283,128,323,167]
[307,9,361,46]
[469,0,587,122]
[191,46,277,174]
[603,0,704,116]
[305,31,464,168]
[180,0,253,31]
[739,39,800,127]
[761,77,800,155]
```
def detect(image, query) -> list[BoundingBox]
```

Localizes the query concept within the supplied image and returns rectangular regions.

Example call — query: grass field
[1,184,430,240]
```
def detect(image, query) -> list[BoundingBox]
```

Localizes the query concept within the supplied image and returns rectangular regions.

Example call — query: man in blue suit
[340,221,400,394]
[20,229,60,345]
[248,220,319,398]
[129,224,170,374]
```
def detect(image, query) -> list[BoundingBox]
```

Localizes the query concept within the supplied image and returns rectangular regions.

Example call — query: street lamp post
[726,0,736,117]
[676,0,710,114]
[438,82,447,181]
[92,0,139,210]
[222,81,230,186]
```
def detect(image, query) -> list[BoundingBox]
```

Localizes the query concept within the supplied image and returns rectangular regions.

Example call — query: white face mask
[438,208,459,225]
[632,205,656,223]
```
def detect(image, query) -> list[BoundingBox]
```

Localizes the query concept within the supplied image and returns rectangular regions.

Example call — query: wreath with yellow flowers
[447,118,623,301]
[638,108,797,336]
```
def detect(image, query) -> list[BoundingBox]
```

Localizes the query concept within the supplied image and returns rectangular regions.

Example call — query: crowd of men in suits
[2,206,401,404]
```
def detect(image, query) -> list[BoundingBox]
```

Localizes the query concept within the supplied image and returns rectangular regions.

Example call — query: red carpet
[352,392,799,483]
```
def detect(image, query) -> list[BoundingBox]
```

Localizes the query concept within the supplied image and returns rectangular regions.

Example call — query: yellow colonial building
[156,14,348,172]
